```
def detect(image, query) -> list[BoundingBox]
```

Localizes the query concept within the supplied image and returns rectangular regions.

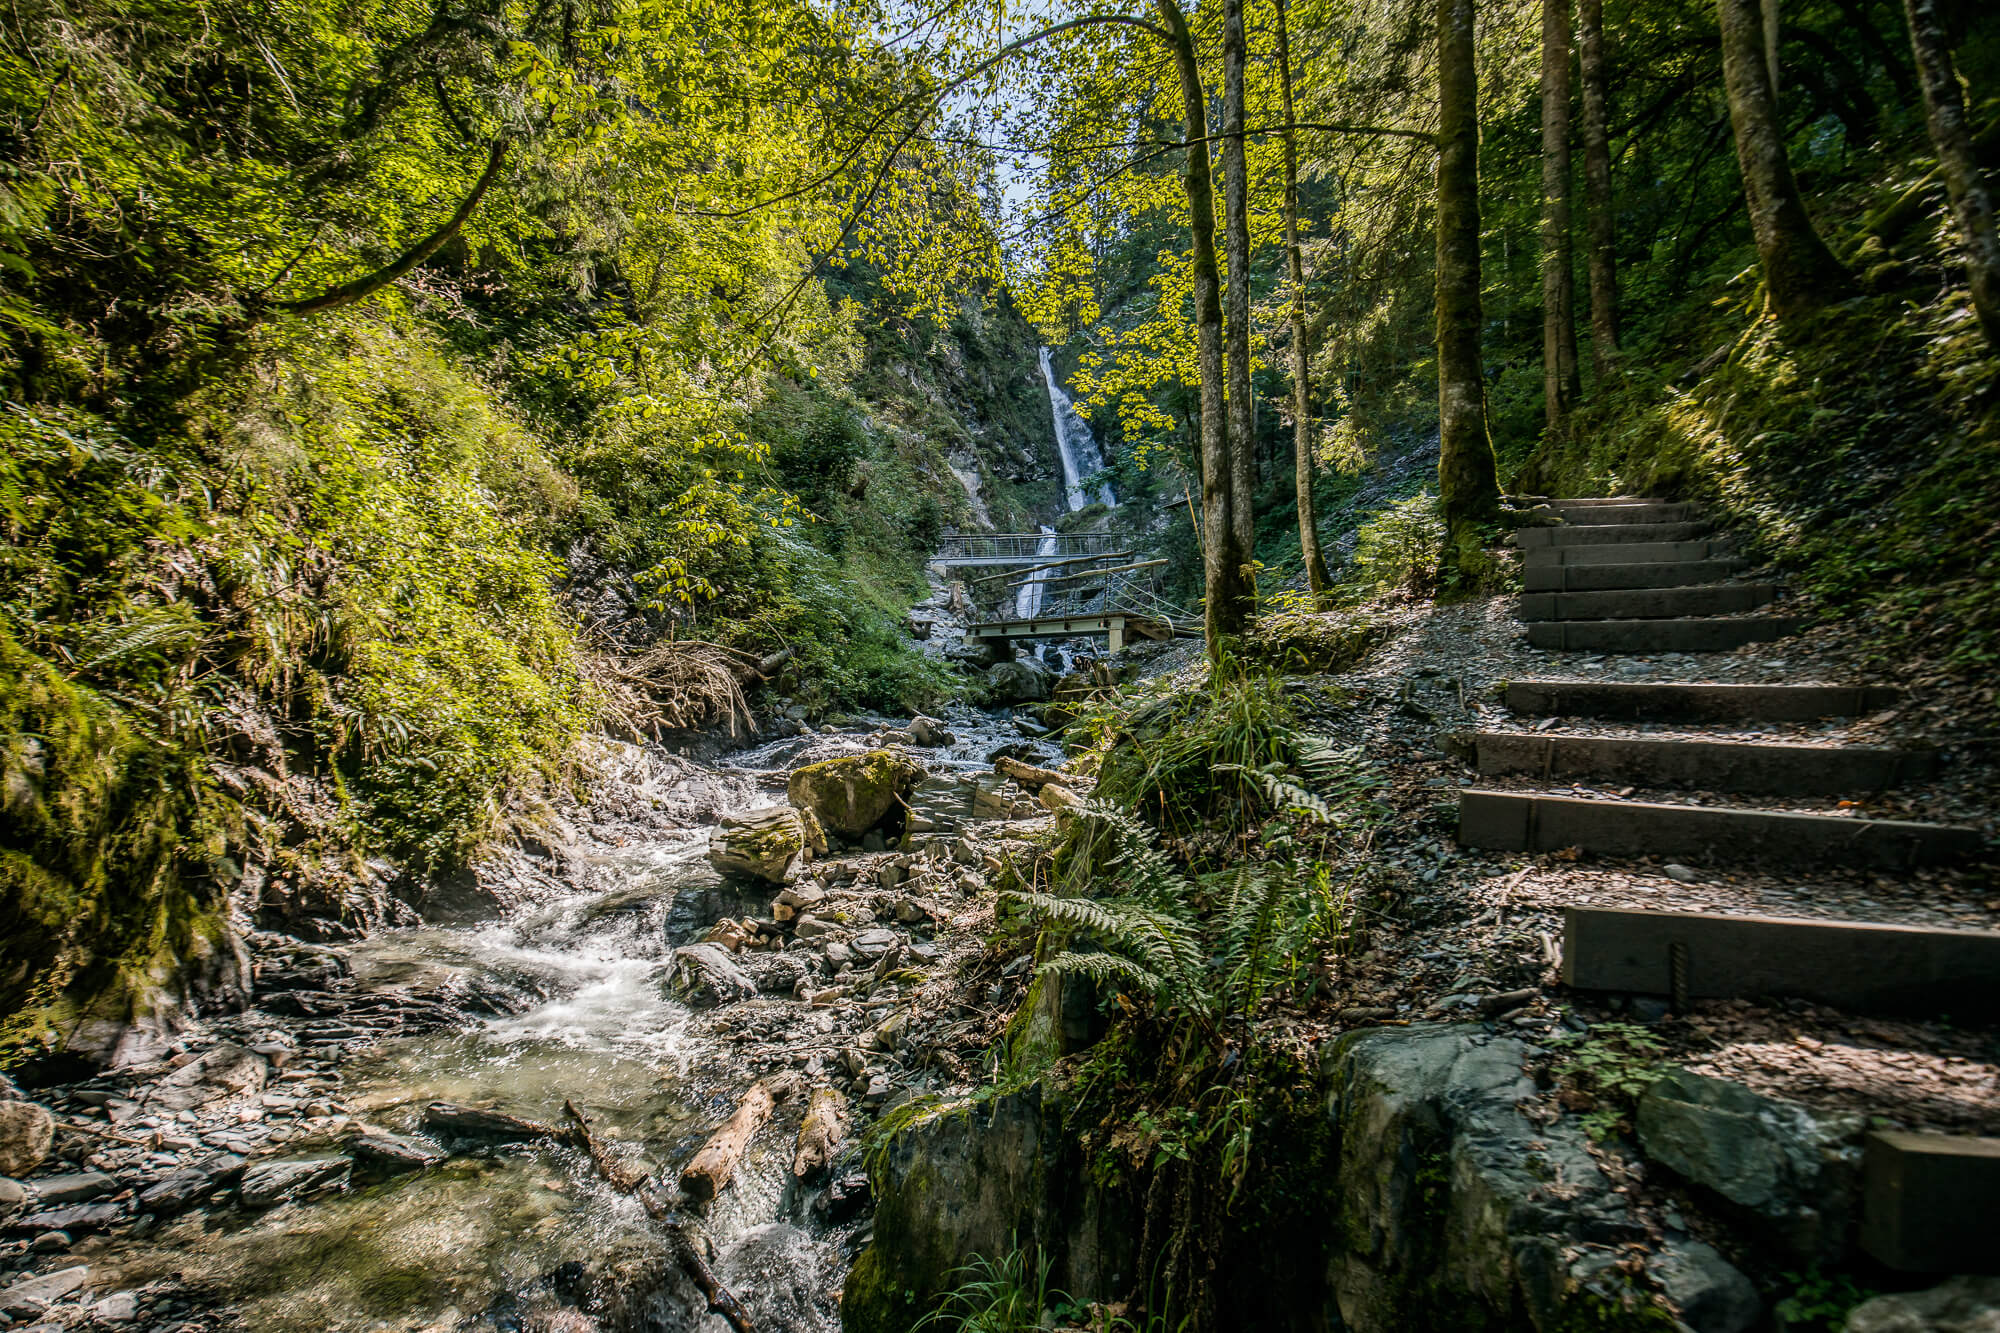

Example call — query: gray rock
[0,1265,88,1318]
[707,805,824,885]
[150,1044,268,1111]
[137,1154,245,1217]
[239,1156,349,1208]
[1323,1026,1653,1333]
[793,915,835,940]
[349,1133,446,1177]
[0,1176,27,1217]
[421,1103,552,1141]
[852,929,898,957]
[907,717,955,747]
[14,1202,122,1234]
[1636,1068,1863,1260]
[29,1171,116,1207]
[1650,1240,1759,1333]
[668,943,759,1008]
[30,1230,71,1252]
[0,1102,55,1176]
[984,659,1053,704]
[1845,1276,2000,1333]
[88,1291,142,1323]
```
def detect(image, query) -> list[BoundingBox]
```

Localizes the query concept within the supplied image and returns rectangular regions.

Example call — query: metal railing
[934,532,1123,563]
[970,566,1195,632]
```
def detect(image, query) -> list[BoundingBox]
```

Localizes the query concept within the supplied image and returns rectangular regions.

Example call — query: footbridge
[944,545,1199,653]
[932,531,1125,567]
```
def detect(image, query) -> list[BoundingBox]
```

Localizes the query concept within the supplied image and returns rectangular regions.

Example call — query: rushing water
[1014,524,1059,619]
[81,714,1041,1332]
[1038,347,1115,511]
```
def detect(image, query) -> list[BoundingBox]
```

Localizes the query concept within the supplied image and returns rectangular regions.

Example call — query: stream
[55,708,1057,1333]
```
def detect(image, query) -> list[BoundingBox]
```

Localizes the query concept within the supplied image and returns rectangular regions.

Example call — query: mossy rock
[787,750,923,839]
[706,804,825,884]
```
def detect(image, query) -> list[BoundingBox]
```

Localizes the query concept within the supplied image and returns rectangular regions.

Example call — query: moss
[1246,610,1388,675]
[787,749,923,839]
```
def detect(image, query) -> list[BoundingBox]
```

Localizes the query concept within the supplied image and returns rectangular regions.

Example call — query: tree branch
[263,139,509,318]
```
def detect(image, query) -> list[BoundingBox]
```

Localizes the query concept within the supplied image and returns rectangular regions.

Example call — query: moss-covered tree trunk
[1718,0,1853,321]
[1276,0,1332,596]
[1540,0,1579,440]
[1437,0,1500,530]
[1578,0,1619,378]
[1157,0,1252,650]
[1903,0,2000,353]
[1222,0,1259,592]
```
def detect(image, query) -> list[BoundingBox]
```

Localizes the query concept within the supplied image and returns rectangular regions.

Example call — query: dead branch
[561,1100,757,1333]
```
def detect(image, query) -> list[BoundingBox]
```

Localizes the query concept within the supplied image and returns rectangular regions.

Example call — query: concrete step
[1456,789,1984,868]
[1522,540,1734,567]
[1527,617,1801,652]
[1561,906,2000,1020]
[1518,584,1779,622]
[1504,680,1903,721]
[1554,503,1701,525]
[1863,1131,2000,1273]
[1515,521,1710,549]
[1544,497,1654,507]
[1471,732,1937,795]
[1522,559,1748,593]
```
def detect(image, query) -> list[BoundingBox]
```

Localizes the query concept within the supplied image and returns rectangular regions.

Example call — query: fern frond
[1039,950,1162,995]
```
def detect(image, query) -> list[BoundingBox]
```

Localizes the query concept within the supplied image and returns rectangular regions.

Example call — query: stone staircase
[1454,496,2000,1277]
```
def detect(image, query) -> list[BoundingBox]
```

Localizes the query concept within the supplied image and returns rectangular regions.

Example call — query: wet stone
[348,1133,446,1178]
[0,1266,88,1319]
[239,1156,349,1209]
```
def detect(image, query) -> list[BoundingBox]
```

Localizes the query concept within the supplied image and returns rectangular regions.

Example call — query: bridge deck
[934,533,1122,564]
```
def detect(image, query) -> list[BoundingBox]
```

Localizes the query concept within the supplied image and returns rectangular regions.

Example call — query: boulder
[1846,1276,2000,1333]
[907,716,955,747]
[788,751,924,839]
[668,943,758,1008]
[0,1101,54,1177]
[1324,1025,1668,1333]
[1651,1240,1760,1333]
[707,804,825,884]
[239,1156,349,1208]
[149,1043,268,1111]
[985,658,1052,704]
[0,1176,25,1218]
[1636,1068,1863,1261]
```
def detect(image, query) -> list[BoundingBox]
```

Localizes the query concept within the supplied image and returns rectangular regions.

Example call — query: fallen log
[562,1101,755,1333]
[994,755,1070,789]
[791,1087,849,1182]
[680,1080,776,1203]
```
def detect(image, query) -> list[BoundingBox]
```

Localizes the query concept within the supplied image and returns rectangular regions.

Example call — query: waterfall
[1039,347,1116,511]
[1015,525,1059,618]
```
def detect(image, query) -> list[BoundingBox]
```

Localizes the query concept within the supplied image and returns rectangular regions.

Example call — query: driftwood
[791,1087,849,1181]
[994,755,1069,789]
[679,1079,778,1203]
[562,1101,756,1333]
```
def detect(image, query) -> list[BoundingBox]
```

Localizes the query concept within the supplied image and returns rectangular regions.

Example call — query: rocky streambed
[0,706,1067,1333]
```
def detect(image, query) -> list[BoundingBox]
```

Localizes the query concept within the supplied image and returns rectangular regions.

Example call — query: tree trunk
[1577,0,1620,377]
[1157,0,1252,650]
[1222,0,1259,592]
[1903,0,2000,352]
[1276,0,1333,595]
[1436,0,1500,531]
[1717,0,1852,320]
[1540,0,1579,439]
